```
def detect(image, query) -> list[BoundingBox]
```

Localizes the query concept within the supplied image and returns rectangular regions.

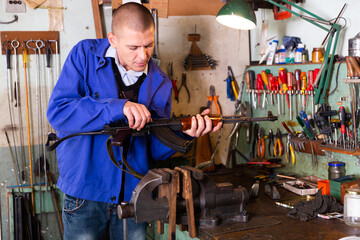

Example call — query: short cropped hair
[112,3,154,35]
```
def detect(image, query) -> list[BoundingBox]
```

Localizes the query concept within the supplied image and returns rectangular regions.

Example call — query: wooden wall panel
[112,0,225,17]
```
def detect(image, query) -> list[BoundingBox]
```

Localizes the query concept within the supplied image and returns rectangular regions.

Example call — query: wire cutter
[257,128,265,158]
[274,128,284,157]
[207,85,221,114]
[178,73,190,103]
[286,133,295,165]
[167,62,179,103]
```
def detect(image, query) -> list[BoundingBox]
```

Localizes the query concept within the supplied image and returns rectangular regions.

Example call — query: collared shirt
[105,45,148,86]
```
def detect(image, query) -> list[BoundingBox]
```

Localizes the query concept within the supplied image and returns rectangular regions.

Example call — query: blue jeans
[62,193,147,240]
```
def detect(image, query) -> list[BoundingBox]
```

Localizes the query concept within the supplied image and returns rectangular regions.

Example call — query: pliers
[167,62,179,103]
[286,133,296,165]
[274,128,284,157]
[207,85,221,114]
[178,73,190,103]
[257,128,265,158]
[268,129,274,157]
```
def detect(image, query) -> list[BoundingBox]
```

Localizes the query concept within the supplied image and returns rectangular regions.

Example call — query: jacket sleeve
[47,41,126,133]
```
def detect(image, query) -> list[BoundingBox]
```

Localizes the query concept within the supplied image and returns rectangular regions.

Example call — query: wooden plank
[112,0,225,16]
[91,0,104,39]
[0,31,59,55]
[167,0,224,16]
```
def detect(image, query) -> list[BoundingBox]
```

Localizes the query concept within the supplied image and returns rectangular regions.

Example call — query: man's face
[108,26,155,72]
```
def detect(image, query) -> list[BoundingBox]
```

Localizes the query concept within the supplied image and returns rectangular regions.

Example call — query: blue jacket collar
[90,38,111,58]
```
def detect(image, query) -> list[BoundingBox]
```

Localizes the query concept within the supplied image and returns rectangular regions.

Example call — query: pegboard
[1,31,59,55]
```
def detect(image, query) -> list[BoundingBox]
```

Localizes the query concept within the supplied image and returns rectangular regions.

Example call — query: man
[47,2,221,240]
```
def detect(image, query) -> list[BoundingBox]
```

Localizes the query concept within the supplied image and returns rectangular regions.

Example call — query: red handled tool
[256,74,264,109]
[306,70,315,116]
[279,68,289,115]
[339,106,346,149]
[261,70,269,108]
[287,72,293,120]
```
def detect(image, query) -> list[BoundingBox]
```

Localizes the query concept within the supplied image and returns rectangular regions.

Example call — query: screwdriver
[339,106,347,149]
[279,68,289,115]
[294,69,301,116]
[274,76,281,115]
[261,70,269,109]
[245,71,251,105]
[256,74,264,109]
[300,72,307,111]
[306,70,315,116]
[296,116,315,140]
[250,71,256,109]
[269,73,274,105]
[287,72,293,120]
[300,111,317,139]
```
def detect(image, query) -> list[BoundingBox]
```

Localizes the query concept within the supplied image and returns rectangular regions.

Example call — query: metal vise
[117,166,249,239]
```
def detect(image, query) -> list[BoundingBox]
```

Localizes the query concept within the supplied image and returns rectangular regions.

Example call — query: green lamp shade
[216,0,257,30]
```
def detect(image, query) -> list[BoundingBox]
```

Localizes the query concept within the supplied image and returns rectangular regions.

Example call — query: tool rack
[233,62,360,178]
[0,31,59,54]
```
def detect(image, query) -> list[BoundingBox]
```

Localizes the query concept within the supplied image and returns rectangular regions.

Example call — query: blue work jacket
[47,38,175,203]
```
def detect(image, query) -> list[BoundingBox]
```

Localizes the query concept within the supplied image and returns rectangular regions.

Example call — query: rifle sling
[106,136,144,179]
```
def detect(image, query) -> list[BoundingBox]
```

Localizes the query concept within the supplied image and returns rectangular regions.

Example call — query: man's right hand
[123,101,152,131]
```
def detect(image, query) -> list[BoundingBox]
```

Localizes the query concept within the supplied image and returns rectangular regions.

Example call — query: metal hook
[11,39,20,49]
[2,40,11,51]
[26,39,37,52]
[35,39,45,50]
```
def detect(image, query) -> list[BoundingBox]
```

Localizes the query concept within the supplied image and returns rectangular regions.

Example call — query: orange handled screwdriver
[300,72,307,111]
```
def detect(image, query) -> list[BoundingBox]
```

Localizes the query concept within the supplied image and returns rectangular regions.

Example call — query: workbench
[194,167,360,240]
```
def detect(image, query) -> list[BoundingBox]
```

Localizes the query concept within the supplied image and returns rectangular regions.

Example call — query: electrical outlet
[5,0,26,13]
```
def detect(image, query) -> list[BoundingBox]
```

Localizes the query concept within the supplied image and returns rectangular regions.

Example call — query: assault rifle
[47,111,278,153]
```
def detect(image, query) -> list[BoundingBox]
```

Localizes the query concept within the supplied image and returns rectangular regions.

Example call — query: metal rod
[22,43,35,215]
[5,131,21,194]
[12,39,26,182]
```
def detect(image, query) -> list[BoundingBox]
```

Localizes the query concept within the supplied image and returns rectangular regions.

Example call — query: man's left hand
[182,109,222,137]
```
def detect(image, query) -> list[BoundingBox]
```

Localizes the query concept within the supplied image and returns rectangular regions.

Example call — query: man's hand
[123,101,152,131]
[182,108,222,137]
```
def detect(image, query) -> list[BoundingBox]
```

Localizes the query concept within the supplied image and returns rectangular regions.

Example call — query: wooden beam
[91,0,104,39]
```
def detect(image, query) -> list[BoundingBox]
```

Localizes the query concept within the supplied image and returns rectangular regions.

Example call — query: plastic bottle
[278,45,286,64]
[266,40,279,65]
[274,46,280,64]
[295,43,304,64]
[286,46,295,64]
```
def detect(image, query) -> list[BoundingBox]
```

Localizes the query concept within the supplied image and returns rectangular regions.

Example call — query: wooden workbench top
[198,167,360,240]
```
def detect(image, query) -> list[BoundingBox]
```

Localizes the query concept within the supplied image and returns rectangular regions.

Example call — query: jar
[328,161,345,180]
[312,47,324,63]
[344,188,360,227]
